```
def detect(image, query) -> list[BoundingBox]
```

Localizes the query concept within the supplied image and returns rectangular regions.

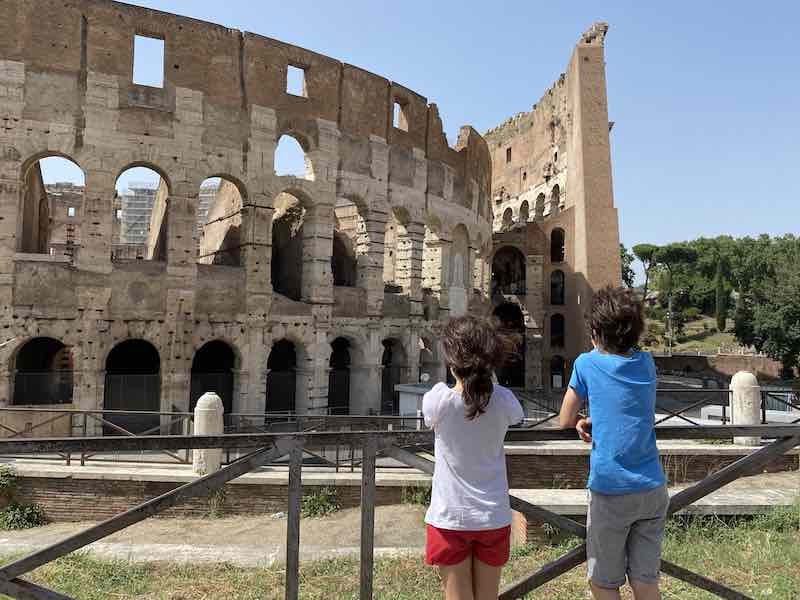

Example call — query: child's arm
[559,387,592,443]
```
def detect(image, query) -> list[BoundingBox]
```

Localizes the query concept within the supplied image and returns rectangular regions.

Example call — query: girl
[423,315,525,600]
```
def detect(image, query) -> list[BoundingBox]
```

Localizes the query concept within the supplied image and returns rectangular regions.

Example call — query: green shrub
[0,465,16,499]
[684,307,702,320]
[0,502,47,530]
[400,486,431,506]
[301,488,339,518]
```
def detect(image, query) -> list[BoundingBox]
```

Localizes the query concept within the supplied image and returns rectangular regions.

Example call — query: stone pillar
[192,392,224,475]
[301,203,334,305]
[350,363,380,415]
[241,193,273,317]
[406,221,426,316]
[437,238,452,317]
[359,208,388,316]
[730,371,761,446]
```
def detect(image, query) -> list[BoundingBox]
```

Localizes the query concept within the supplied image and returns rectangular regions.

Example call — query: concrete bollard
[729,371,761,447]
[192,392,224,476]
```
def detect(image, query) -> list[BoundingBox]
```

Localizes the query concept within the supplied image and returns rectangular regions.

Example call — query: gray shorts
[587,484,669,588]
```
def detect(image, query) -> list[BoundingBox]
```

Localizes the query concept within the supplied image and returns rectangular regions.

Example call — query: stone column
[730,371,761,446]
[301,202,334,305]
[192,392,224,475]
[0,151,20,310]
[78,169,115,273]
[437,238,452,318]
[358,208,388,316]
[241,193,273,317]
[406,221,426,316]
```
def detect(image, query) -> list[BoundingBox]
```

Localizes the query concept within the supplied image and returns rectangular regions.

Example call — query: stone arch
[493,302,525,388]
[381,338,408,414]
[266,338,308,414]
[10,337,73,406]
[197,175,248,266]
[492,245,526,295]
[18,153,85,256]
[332,195,363,287]
[550,228,566,263]
[190,340,238,415]
[104,339,161,434]
[550,269,566,305]
[501,207,513,230]
[550,313,566,348]
[534,193,546,220]
[275,133,314,180]
[113,164,171,262]
[271,191,308,301]
[519,200,530,223]
[550,184,561,216]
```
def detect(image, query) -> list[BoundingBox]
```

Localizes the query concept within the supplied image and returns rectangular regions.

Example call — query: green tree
[632,243,659,303]
[714,257,727,332]
[654,244,698,350]
[620,244,635,288]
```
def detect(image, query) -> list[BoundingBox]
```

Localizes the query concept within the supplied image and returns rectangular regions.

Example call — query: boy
[559,286,668,600]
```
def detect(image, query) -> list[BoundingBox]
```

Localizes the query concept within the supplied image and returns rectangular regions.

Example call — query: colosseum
[0,0,619,431]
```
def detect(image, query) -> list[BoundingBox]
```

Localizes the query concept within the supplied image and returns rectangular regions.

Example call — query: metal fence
[0,424,797,600]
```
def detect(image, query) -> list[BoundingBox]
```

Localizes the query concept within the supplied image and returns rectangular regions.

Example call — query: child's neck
[452,379,464,393]
[594,343,634,358]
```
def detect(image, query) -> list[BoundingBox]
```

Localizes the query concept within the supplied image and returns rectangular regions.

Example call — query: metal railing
[0,424,797,600]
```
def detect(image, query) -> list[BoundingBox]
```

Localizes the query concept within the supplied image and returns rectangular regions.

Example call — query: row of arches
[8,333,436,429]
[491,244,566,301]
[499,184,562,230]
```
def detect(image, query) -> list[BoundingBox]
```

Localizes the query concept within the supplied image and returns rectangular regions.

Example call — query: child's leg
[626,486,668,600]
[471,558,502,600]
[629,579,660,600]
[590,583,622,600]
[439,556,474,600]
[586,491,631,595]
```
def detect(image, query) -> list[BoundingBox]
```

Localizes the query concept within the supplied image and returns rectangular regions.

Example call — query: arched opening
[381,339,407,415]
[271,192,306,301]
[550,355,566,390]
[493,302,525,388]
[550,228,565,263]
[534,193,546,220]
[197,177,245,266]
[550,184,561,216]
[492,246,526,296]
[113,166,169,262]
[550,270,566,305]
[11,338,73,405]
[104,340,160,434]
[551,313,566,348]
[328,337,351,415]
[501,207,513,230]
[519,201,529,223]
[383,208,410,293]
[190,341,236,416]
[266,339,297,414]
[332,231,357,287]
[275,134,313,180]
[19,156,84,259]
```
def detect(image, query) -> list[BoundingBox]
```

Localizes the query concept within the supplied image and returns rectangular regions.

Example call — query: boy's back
[570,349,665,494]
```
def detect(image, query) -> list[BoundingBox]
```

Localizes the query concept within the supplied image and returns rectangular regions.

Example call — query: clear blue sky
[40,0,799,257]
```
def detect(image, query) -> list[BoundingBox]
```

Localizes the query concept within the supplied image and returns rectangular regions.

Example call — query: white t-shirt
[422,382,525,531]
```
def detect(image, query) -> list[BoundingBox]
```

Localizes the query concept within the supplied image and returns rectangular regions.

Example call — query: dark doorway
[493,302,525,388]
[551,355,565,390]
[551,313,565,348]
[266,340,297,414]
[328,337,351,415]
[550,270,565,305]
[12,338,73,405]
[381,339,405,414]
[190,341,235,417]
[332,232,357,287]
[491,246,526,295]
[271,196,304,301]
[550,228,565,263]
[104,340,160,434]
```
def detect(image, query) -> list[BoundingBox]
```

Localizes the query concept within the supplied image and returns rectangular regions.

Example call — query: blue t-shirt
[569,349,666,495]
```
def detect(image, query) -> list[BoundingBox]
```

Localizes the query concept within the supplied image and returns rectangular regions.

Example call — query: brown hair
[589,285,645,354]
[441,316,519,420]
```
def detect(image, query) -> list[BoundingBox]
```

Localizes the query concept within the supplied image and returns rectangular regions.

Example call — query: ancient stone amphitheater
[0,0,620,428]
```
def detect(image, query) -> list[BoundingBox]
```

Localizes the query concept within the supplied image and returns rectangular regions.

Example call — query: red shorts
[425,524,511,567]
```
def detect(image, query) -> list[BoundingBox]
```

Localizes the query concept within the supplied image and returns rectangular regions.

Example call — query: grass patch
[1,505,798,599]
[301,487,339,518]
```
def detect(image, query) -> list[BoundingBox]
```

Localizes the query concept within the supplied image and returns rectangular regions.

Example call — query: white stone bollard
[192,392,224,475]
[729,371,761,447]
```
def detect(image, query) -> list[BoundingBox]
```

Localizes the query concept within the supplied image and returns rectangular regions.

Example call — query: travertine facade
[0,0,494,424]
[485,22,621,393]
[0,2,620,422]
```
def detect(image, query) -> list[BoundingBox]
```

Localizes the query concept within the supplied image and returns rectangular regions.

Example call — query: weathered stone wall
[485,23,622,392]
[0,0,493,417]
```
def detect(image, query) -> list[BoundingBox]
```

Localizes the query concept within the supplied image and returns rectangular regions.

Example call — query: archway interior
[550,270,566,305]
[383,210,409,292]
[550,355,566,390]
[12,338,73,405]
[550,184,561,215]
[190,341,235,415]
[113,166,169,262]
[197,177,244,266]
[271,193,305,301]
[492,246,526,295]
[266,339,297,414]
[19,156,85,257]
[534,193,546,220]
[104,340,161,434]
[332,198,362,288]
[493,302,525,388]
[519,201,530,223]
[550,228,565,263]
[328,337,351,415]
[501,207,513,230]
[381,339,406,414]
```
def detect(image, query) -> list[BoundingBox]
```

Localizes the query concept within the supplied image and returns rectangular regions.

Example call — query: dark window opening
[328,337,351,416]
[381,339,406,414]
[550,270,565,305]
[551,355,565,390]
[332,232,357,287]
[190,341,235,417]
[492,246,526,295]
[550,314,565,348]
[506,147,512,163]
[12,338,73,406]
[493,302,525,388]
[550,228,565,263]
[266,340,297,414]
